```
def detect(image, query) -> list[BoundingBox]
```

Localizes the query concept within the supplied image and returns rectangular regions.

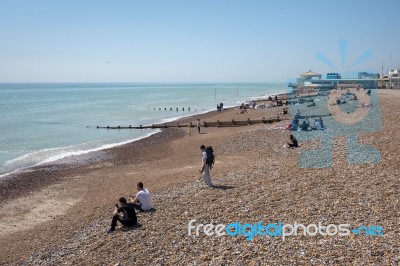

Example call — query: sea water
[0,83,287,176]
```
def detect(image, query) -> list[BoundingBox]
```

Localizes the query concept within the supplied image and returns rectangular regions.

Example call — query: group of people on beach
[330,88,372,107]
[286,110,324,132]
[108,182,154,234]
[108,97,315,233]
[300,117,324,131]
[108,143,215,233]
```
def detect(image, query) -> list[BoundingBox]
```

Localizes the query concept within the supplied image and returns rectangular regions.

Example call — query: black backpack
[205,146,215,169]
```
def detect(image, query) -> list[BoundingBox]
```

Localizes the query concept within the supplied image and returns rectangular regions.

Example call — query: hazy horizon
[1,0,399,83]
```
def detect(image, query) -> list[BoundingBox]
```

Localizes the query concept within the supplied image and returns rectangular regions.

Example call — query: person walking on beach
[200,145,213,187]
[197,119,201,134]
[107,197,137,234]
[129,182,154,212]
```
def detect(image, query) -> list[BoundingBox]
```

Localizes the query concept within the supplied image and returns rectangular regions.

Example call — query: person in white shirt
[129,182,153,212]
[200,145,213,187]
[312,119,322,130]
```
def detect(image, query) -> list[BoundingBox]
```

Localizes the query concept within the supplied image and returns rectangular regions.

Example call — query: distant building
[289,70,377,92]
[327,73,341,79]
[299,70,322,81]
[388,69,399,78]
[358,72,377,79]
[378,69,400,89]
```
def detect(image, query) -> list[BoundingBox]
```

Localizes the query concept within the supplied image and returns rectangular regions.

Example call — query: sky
[0,0,399,83]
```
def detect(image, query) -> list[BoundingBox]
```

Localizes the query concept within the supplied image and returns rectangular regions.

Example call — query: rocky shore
[0,90,399,265]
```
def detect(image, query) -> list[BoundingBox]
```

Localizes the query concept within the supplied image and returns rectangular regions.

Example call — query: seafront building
[379,69,400,89]
[288,70,377,93]
[288,69,400,92]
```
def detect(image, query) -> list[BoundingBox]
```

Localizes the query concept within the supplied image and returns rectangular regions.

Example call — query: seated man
[129,182,154,212]
[305,118,310,127]
[319,117,324,129]
[300,120,308,131]
[311,119,322,130]
[287,134,299,148]
[108,197,137,234]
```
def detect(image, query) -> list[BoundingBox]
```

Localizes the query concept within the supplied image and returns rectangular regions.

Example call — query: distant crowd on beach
[237,96,288,114]
[329,88,372,107]
[286,110,325,132]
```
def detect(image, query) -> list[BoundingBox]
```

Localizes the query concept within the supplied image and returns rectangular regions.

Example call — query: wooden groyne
[96,117,284,130]
[149,107,194,111]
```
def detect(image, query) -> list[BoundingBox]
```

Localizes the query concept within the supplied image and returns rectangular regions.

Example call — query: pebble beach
[0,90,399,265]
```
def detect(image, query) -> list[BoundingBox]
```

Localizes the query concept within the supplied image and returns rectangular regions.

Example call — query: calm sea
[0,83,287,177]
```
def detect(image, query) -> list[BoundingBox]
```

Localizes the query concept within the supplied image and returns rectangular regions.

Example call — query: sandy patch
[0,178,86,236]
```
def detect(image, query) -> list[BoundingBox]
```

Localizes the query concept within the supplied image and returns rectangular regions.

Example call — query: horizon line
[0,81,288,84]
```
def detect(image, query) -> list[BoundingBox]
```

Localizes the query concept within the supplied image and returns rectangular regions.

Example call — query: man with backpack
[200,145,214,187]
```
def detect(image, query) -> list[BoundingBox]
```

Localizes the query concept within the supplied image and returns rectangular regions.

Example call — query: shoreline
[0,104,224,180]
[0,103,282,263]
[0,129,161,180]
[0,96,285,203]
[1,90,398,264]
[0,89,289,180]
[0,87,290,179]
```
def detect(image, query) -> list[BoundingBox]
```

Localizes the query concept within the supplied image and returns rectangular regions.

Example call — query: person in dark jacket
[287,134,299,148]
[107,197,137,234]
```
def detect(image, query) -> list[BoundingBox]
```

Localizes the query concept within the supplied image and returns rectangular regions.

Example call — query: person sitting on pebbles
[129,182,154,212]
[107,197,137,234]
[287,134,299,148]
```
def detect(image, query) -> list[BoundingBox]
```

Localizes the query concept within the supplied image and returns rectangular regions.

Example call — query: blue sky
[0,0,399,82]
